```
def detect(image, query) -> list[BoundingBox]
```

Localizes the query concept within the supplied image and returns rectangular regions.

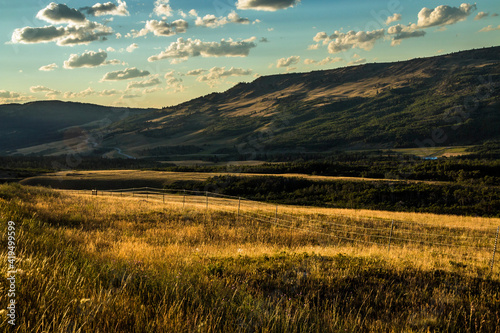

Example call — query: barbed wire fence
[63,187,499,272]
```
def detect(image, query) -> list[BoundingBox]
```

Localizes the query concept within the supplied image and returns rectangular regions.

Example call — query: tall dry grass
[1,184,499,332]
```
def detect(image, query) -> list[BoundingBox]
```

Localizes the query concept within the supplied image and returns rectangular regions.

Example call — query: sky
[1,0,499,108]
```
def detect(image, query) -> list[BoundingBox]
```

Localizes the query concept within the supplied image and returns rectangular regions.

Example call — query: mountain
[0,101,154,156]
[1,46,499,158]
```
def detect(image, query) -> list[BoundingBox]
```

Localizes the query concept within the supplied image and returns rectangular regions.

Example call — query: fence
[66,187,500,271]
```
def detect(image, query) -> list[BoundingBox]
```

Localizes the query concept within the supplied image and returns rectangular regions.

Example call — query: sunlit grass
[1,184,499,332]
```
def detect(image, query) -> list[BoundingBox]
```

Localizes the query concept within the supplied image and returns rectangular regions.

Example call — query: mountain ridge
[1,46,499,158]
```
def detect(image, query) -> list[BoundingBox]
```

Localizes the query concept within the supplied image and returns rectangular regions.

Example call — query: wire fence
[62,187,500,271]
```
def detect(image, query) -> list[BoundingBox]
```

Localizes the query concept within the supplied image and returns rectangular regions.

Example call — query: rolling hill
[1,46,499,158]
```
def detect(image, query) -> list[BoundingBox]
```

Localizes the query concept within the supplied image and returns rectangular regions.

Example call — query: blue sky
[1,0,499,108]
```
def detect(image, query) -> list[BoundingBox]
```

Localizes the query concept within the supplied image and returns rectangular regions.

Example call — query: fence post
[491,226,499,272]
[237,197,241,222]
[388,220,394,252]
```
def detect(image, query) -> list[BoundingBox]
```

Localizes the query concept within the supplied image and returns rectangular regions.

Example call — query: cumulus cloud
[479,25,500,32]
[0,90,20,98]
[148,37,257,62]
[130,19,188,37]
[11,21,113,46]
[195,11,250,28]
[127,76,161,89]
[101,67,150,81]
[188,9,198,17]
[197,66,252,85]
[154,0,173,17]
[276,55,300,68]
[236,0,300,11]
[348,58,366,65]
[416,3,476,28]
[323,29,385,53]
[474,12,489,20]
[126,43,138,52]
[36,2,86,24]
[0,90,32,103]
[304,56,343,66]
[164,71,184,92]
[100,89,120,96]
[307,43,320,50]
[387,24,426,45]
[63,50,120,68]
[64,88,97,99]
[30,85,61,98]
[386,13,402,25]
[39,63,58,71]
[81,0,129,16]
[186,69,206,75]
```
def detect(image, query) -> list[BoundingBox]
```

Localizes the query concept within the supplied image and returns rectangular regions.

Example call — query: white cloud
[474,12,489,20]
[11,21,113,46]
[348,58,366,65]
[39,63,58,71]
[127,75,161,89]
[307,44,320,50]
[236,0,300,11]
[100,89,120,96]
[30,85,61,98]
[325,29,385,53]
[0,90,32,103]
[126,43,138,52]
[188,9,198,17]
[63,50,120,68]
[107,46,116,52]
[304,57,343,66]
[64,87,96,99]
[36,2,86,24]
[101,67,150,81]
[416,3,476,28]
[387,24,426,45]
[148,37,257,62]
[186,69,206,75]
[197,66,252,85]
[130,19,188,37]
[82,0,129,16]
[479,25,500,32]
[154,0,173,17]
[0,90,20,98]
[276,55,300,68]
[195,11,250,28]
[386,13,402,25]
[164,71,184,92]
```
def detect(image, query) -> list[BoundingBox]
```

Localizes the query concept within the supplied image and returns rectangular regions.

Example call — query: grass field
[19,169,448,191]
[1,184,500,332]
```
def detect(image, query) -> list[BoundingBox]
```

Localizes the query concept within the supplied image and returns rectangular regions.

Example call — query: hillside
[0,101,153,156]
[1,46,499,158]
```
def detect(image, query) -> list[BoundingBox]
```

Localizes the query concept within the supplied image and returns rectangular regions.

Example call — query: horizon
[1,0,500,108]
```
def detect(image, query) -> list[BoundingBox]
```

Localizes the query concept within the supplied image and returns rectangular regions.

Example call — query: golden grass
[2,184,500,332]
[50,191,500,276]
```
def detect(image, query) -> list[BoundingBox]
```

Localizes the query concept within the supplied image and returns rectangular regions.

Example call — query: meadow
[1,183,500,332]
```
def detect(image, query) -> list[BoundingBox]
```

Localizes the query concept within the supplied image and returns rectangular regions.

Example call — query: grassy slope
[1,184,499,332]
[103,47,500,157]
